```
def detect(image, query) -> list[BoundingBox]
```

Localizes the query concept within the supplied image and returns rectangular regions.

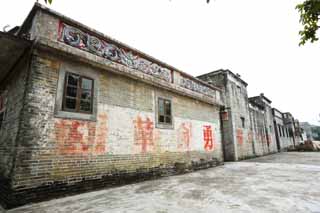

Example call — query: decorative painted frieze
[58,23,172,82]
[180,77,215,97]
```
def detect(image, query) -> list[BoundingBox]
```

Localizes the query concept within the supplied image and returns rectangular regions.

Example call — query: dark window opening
[63,72,94,114]
[241,117,245,128]
[158,98,172,125]
[278,125,282,137]
[0,112,4,129]
[237,85,241,93]
[0,94,5,130]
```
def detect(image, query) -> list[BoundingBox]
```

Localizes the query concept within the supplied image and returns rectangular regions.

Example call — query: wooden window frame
[157,97,172,126]
[62,72,94,114]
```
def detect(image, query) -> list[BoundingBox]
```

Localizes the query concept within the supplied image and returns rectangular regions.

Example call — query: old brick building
[198,71,279,160]
[273,108,295,151]
[248,94,278,155]
[0,4,225,208]
[198,70,254,161]
[0,3,300,208]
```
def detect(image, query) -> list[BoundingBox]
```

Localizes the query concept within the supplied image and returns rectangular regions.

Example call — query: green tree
[296,0,320,45]
[43,0,52,4]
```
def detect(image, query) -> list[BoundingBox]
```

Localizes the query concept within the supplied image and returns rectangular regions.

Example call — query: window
[278,125,282,137]
[237,85,241,93]
[241,117,245,128]
[63,72,94,113]
[0,112,4,129]
[158,97,172,125]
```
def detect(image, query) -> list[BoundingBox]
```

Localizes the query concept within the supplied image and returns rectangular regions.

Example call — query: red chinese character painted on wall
[134,116,154,153]
[203,125,214,151]
[237,129,243,145]
[54,113,108,155]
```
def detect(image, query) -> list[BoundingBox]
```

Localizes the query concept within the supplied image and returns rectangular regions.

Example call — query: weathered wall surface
[248,99,278,156]
[264,105,278,154]
[0,56,29,179]
[273,112,294,151]
[249,106,271,156]
[9,53,222,207]
[225,76,253,160]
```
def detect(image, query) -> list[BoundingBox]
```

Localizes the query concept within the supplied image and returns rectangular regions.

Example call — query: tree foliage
[296,0,320,45]
[43,0,52,4]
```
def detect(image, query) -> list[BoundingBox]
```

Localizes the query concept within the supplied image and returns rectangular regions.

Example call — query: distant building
[300,122,320,141]
[248,94,278,155]
[199,71,279,160]
[272,109,295,151]
[198,69,254,161]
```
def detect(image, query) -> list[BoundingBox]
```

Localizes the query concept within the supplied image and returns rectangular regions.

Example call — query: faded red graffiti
[134,116,154,153]
[262,134,267,144]
[95,114,108,153]
[54,113,107,155]
[203,125,214,151]
[178,123,192,151]
[248,131,253,143]
[267,134,272,145]
[237,129,243,145]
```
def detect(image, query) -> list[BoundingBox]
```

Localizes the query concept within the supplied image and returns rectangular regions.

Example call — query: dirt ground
[1,152,320,213]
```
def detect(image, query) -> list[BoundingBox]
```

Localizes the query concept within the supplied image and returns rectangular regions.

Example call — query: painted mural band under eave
[58,23,172,83]
[180,77,216,98]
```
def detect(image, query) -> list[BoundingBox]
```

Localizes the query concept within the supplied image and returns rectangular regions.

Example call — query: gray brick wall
[0,55,29,179]
[11,53,223,192]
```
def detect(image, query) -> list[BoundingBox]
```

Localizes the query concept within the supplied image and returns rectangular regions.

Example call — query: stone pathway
[2,152,320,213]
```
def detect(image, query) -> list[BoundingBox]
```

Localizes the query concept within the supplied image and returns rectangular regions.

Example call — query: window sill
[54,110,97,122]
[156,123,174,130]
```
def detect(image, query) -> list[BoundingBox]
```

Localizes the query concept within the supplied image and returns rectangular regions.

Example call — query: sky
[0,0,319,125]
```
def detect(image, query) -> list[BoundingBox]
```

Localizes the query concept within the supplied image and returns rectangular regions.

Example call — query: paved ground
[1,152,320,213]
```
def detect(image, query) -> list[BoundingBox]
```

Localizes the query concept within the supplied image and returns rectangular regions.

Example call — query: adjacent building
[273,109,295,151]
[248,94,278,156]
[0,4,224,208]
[198,70,254,161]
